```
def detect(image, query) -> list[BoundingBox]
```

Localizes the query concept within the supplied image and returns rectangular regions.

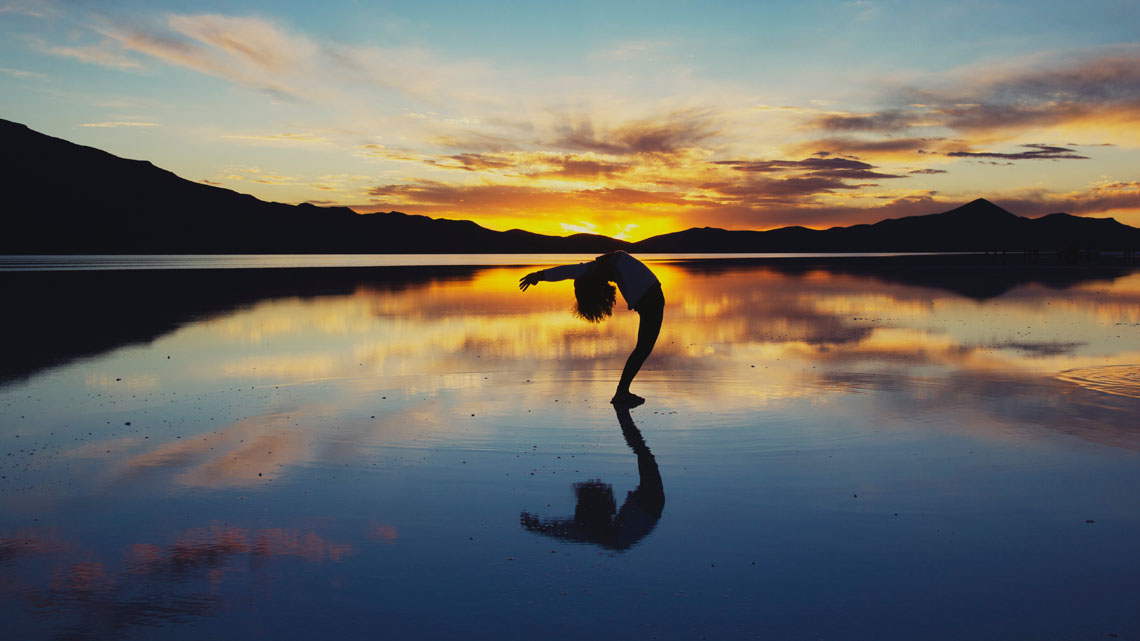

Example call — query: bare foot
[610,391,645,408]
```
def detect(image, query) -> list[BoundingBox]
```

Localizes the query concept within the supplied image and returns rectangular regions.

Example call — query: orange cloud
[984,181,1140,225]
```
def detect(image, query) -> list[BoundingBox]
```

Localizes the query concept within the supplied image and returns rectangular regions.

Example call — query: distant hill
[2,118,1137,254]
[0,119,628,254]
[631,199,1140,253]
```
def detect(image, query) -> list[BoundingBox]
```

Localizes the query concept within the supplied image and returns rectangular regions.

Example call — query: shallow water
[2,258,1139,640]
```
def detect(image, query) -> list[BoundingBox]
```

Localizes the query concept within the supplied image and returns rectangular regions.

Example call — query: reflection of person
[519,251,664,407]
[519,405,665,551]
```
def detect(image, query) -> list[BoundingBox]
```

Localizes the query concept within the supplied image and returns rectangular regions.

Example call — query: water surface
[0,252,966,271]
[2,257,1138,640]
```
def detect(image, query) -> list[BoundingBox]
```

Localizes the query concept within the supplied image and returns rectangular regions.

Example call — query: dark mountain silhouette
[630,198,1140,253]
[2,118,1137,254]
[0,119,628,254]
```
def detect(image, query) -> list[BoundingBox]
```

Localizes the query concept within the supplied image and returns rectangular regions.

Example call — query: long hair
[573,273,616,322]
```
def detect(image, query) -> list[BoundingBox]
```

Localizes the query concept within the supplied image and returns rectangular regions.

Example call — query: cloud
[713,157,905,180]
[702,176,871,204]
[80,121,159,128]
[946,144,1090,161]
[30,37,144,70]
[94,14,309,99]
[531,157,630,179]
[595,39,673,62]
[429,131,522,153]
[560,221,599,235]
[215,165,298,185]
[679,191,953,230]
[807,47,1140,139]
[985,181,1140,220]
[908,168,947,175]
[34,11,494,104]
[432,152,633,179]
[791,136,952,160]
[0,66,47,79]
[814,110,918,132]
[367,181,550,209]
[221,132,330,145]
[165,13,309,75]
[551,110,715,155]
[843,0,881,21]
[430,153,517,171]
[698,155,909,206]
[0,0,55,18]
[356,146,638,182]
[800,48,1140,161]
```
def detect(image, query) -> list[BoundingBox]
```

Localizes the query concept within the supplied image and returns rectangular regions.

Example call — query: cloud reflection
[0,524,355,640]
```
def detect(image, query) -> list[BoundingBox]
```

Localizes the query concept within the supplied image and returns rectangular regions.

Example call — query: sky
[2,0,1139,241]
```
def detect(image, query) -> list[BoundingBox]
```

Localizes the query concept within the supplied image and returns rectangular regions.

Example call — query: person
[519,251,664,407]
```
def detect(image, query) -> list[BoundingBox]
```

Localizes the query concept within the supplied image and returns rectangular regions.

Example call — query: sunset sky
[2,0,1139,240]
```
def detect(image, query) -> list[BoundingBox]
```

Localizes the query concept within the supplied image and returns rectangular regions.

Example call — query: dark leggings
[617,283,664,394]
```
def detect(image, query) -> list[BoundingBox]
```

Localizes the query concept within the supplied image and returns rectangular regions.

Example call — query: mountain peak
[952,198,1018,218]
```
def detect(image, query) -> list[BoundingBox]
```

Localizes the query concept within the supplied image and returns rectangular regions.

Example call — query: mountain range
[3,118,1137,254]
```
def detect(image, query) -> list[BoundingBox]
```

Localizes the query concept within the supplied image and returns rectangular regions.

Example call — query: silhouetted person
[519,406,665,551]
[519,251,664,406]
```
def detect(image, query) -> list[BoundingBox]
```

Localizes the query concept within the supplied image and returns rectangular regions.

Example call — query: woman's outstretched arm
[518,262,591,290]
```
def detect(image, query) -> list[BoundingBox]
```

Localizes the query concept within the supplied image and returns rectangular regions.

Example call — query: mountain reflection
[0,266,482,383]
[520,406,664,550]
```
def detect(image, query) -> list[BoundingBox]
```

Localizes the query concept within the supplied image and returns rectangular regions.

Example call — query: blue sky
[2,0,1139,238]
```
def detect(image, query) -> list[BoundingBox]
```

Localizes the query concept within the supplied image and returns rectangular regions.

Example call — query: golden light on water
[112,264,1140,407]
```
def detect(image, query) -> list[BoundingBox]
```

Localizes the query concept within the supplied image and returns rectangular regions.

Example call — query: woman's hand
[519,271,541,291]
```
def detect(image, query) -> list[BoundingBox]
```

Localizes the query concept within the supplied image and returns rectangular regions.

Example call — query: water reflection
[3,257,1140,639]
[2,259,1138,480]
[520,406,664,550]
[3,256,1137,384]
[0,524,354,640]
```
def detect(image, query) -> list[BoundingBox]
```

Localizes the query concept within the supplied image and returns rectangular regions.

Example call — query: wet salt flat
[2,257,1139,640]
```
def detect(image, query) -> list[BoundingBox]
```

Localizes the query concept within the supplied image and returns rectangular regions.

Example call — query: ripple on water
[1056,364,1140,399]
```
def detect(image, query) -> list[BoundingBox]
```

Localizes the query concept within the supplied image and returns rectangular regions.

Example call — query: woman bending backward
[519,251,664,407]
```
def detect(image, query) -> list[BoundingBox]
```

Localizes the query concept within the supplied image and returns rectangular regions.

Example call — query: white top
[539,251,659,310]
